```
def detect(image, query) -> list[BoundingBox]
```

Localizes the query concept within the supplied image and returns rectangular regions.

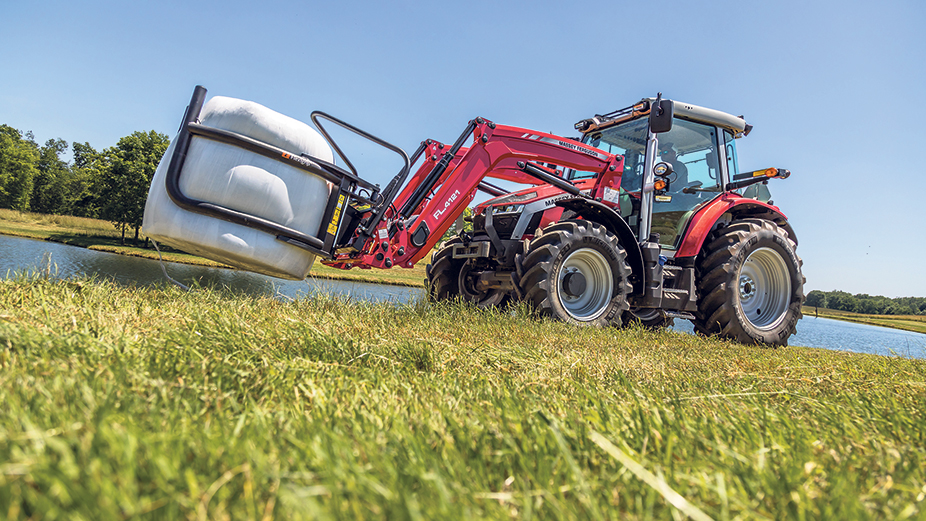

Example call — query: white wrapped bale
[143,96,334,280]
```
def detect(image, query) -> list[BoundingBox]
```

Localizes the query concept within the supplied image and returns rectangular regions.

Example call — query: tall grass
[0,208,119,237]
[0,275,924,519]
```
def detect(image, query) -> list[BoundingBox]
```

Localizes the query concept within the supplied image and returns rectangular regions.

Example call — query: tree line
[805,290,925,316]
[0,124,169,244]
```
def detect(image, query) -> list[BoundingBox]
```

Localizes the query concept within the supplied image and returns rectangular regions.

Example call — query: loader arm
[323,118,623,270]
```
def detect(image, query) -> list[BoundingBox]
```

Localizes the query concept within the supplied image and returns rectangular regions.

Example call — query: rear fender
[675,194,796,258]
[555,198,644,295]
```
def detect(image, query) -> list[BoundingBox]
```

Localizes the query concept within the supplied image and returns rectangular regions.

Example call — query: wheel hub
[562,269,587,299]
[738,247,791,330]
[739,275,757,301]
[557,249,613,321]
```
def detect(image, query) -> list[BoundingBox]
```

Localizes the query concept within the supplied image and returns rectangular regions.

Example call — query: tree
[439,207,473,243]
[0,125,39,210]
[805,290,827,308]
[856,299,879,315]
[69,142,107,218]
[30,138,70,214]
[826,291,858,313]
[98,131,169,244]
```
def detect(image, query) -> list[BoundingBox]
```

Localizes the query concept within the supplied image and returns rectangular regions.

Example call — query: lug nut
[384,258,393,268]
[397,247,405,256]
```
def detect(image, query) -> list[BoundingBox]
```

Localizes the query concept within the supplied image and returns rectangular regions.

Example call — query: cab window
[724,129,739,179]
[657,119,721,193]
[650,118,722,249]
[575,117,649,190]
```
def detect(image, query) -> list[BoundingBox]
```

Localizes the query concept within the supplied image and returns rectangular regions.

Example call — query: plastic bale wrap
[143,96,334,279]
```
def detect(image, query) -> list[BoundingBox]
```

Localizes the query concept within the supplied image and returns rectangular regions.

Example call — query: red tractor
[158,88,803,345]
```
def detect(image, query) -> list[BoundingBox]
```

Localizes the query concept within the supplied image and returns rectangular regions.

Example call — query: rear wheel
[518,221,631,327]
[693,218,804,346]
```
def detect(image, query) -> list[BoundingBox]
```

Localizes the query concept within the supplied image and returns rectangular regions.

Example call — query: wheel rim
[557,248,613,321]
[738,247,791,329]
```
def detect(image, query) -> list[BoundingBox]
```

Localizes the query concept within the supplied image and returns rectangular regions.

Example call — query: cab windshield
[572,118,649,192]
[574,116,723,249]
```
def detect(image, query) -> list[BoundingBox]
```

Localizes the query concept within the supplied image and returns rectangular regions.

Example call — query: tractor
[423,96,805,345]
[148,87,804,346]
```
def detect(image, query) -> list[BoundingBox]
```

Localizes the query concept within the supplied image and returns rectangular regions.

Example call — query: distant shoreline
[802,306,925,335]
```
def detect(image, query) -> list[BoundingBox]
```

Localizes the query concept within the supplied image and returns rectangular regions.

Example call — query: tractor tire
[426,239,463,301]
[693,218,804,346]
[623,308,675,330]
[518,221,632,327]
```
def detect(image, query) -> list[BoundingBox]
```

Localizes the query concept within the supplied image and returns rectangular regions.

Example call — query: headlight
[495,204,524,214]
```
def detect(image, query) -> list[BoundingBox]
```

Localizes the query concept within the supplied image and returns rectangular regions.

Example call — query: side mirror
[649,99,674,134]
[653,161,674,193]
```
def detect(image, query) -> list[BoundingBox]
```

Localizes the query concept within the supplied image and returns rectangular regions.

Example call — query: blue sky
[2,0,924,297]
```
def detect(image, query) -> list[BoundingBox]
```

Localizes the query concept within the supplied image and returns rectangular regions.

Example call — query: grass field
[0,209,428,287]
[1,275,924,519]
[803,306,926,335]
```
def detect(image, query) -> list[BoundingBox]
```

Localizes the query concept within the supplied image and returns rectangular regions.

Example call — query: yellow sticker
[655,195,672,202]
[327,195,345,235]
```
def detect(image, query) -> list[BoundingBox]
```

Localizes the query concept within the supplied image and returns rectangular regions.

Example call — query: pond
[0,234,420,304]
[2,234,924,359]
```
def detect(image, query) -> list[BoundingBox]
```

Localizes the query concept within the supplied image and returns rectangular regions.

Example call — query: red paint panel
[675,195,789,258]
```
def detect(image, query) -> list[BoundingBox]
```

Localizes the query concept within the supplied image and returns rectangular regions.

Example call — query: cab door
[650,119,724,251]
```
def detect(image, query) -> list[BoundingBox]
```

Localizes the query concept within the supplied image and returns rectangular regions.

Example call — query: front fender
[675,194,796,258]
[555,197,645,295]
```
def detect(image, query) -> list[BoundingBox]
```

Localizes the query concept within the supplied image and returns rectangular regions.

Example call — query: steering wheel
[681,180,703,194]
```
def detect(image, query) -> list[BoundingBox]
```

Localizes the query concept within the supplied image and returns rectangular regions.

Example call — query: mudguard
[555,197,645,295]
[675,194,797,259]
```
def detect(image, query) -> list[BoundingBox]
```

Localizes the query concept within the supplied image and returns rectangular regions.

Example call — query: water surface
[0,234,421,303]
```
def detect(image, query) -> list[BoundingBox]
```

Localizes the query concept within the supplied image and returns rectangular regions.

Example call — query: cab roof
[575,98,751,138]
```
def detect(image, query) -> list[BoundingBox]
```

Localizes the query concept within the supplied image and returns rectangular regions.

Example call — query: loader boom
[322,118,623,270]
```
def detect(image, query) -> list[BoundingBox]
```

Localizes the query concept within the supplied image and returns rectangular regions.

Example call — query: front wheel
[518,221,631,327]
[426,239,508,308]
[693,218,804,346]
[426,239,463,301]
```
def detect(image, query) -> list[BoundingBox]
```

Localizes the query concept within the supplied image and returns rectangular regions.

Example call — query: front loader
[145,87,803,346]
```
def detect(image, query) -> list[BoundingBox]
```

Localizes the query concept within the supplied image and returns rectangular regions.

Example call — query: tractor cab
[574,98,751,253]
